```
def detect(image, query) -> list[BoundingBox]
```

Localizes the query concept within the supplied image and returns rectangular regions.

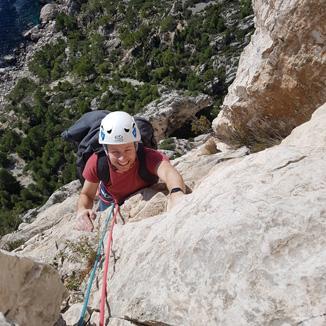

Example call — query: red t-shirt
[83,147,169,203]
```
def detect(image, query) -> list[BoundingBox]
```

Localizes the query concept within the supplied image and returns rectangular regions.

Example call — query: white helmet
[98,111,141,145]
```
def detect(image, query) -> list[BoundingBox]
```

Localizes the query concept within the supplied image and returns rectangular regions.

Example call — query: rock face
[40,4,59,24]
[212,0,326,147]
[0,250,67,326]
[139,91,213,141]
[86,103,326,325]
[0,142,246,252]
[4,103,325,325]
[0,180,81,250]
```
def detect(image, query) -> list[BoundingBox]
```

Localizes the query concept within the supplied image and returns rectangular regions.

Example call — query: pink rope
[99,202,119,326]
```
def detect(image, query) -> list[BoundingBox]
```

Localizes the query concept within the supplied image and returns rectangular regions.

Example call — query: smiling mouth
[118,161,130,167]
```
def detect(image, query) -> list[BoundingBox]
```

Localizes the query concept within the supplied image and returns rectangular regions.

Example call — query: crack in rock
[122,316,173,326]
[272,156,307,171]
[110,249,120,278]
[297,313,326,325]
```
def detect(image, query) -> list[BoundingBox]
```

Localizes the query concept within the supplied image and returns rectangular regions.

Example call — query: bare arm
[77,180,98,213]
[76,180,99,231]
[156,160,186,210]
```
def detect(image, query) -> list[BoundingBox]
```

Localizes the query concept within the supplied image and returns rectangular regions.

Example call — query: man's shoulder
[142,146,169,165]
[143,146,165,158]
[84,153,98,169]
[143,146,159,155]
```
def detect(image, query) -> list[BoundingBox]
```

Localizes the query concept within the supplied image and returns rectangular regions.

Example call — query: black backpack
[61,110,158,185]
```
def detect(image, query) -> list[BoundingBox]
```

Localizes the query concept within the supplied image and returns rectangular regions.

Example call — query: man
[76,111,186,231]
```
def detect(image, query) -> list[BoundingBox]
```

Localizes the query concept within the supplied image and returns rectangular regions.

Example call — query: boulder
[40,4,58,24]
[139,91,213,141]
[212,0,326,147]
[0,250,67,326]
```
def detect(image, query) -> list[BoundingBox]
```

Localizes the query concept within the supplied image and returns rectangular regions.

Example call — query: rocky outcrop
[40,4,59,24]
[212,0,326,147]
[0,250,67,326]
[0,181,81,250]
[0,21,59,111]
[139,91,213,141]
[0,141,246,251]
[85,102,326,325]
[3,103,325,324]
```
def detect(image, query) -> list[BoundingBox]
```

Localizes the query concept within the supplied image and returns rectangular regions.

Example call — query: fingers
[75,210,96,232]
[89,211,97,220]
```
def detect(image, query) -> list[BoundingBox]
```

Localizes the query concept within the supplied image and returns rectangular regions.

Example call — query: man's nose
[118,154,127,161]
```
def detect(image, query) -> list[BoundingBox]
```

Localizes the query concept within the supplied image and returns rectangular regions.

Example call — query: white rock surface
[0,250,67,326]
[0,313,17,326]
[62,303,86,325]
[85,103,326,325]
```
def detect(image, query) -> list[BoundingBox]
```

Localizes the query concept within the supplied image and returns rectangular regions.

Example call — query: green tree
[0,169,21,195]
[160,16,176,33]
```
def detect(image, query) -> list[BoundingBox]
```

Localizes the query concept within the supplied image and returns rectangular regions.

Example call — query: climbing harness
[78,203,115,326]
[99,202,120,326]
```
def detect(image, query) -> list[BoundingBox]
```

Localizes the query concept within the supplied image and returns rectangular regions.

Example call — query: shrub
[191,116,211,135]
[28,39,67,81]
[0,169,21,195]
[55,13,78,34]
[240,0,253,18]
[7,78,36,104]
[160,16,177,33]
[159,138,176,151]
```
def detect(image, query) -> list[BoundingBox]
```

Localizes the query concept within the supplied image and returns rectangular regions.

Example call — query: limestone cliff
[212,0,326,147]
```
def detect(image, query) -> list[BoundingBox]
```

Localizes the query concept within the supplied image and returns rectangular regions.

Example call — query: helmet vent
[107,129,112,134]
[124,128,130,132]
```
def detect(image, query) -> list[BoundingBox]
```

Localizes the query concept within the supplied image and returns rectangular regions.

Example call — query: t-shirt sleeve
[82,153,100,183]
[145,148,170,175]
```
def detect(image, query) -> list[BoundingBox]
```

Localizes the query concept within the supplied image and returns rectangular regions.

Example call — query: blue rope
[78,204,115,326]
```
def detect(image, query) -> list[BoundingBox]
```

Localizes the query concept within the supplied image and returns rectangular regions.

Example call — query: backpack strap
[95,144,158,185]
[137,143,159,185]
[96,150,110,184]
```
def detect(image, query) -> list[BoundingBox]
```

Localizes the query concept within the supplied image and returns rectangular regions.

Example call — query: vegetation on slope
[0,0,253,235]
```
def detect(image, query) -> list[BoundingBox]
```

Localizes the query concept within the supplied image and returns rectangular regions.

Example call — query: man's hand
[167,191,185,211]
[75,209,97,232]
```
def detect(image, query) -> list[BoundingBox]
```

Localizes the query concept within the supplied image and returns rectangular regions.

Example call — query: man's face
[107,143,137,173]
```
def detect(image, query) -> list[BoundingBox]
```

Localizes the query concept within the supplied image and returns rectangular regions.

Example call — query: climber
[76,111,186,231]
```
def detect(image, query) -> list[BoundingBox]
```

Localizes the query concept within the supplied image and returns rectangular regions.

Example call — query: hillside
[0,0,254,235]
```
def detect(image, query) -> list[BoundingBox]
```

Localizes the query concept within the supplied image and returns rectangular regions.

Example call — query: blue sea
[0,0,40,62]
